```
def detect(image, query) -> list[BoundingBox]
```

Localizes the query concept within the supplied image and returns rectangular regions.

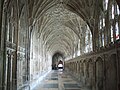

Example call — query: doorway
[52,52,64,70]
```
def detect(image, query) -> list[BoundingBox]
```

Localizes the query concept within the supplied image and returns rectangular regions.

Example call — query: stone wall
[65,47,120,90]
[0,0,30,90]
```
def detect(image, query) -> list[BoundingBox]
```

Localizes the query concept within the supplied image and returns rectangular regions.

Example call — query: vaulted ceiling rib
[29,0,93,56]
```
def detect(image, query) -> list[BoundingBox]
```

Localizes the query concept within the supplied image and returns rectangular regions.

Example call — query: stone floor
[33,70,82,90]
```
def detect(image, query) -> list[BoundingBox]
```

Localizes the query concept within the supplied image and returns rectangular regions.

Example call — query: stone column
[113,20,116,42]
[0,0,4,47]
[0,0,3,86]
[103,54,108,90]
[24,1,31,89]
[12,1,19,89]
[1,5,8,90]
[106,16,111,43]
[6,50,12,90]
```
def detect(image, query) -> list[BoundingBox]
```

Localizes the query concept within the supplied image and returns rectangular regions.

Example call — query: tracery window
[85,31,88,53]
[112,4,115,19]
[77,39,80,56]
[99,15,105,47]
[99,0,120,47]
[115,22,119,40]
[110,1,120,42]
[102,0,108,46]
[117,5,120,15]
[7,7,15,43]
[85,25,92,53]
[111,26,114,42]
[103,0,109,10]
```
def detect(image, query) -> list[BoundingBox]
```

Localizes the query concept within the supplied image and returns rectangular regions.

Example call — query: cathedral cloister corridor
[0,0,120,90]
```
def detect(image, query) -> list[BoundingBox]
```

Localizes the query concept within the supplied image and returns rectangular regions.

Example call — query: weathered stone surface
[0,0,120,90]
[65,48,120,90]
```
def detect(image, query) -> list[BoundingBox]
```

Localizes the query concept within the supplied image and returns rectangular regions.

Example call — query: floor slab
[32,70,81,90]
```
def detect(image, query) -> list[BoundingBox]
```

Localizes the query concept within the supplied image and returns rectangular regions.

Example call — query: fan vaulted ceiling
[28,0,95,57]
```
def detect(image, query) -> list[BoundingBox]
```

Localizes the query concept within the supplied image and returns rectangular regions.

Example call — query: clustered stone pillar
[0,0,31,90]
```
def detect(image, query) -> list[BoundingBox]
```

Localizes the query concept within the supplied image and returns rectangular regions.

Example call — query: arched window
[110,1,120,42]
[115,22,119,40]
[77,39,80,56]
[85,30,89,53]
[112,4,115,19]
[117,5,120,15]
[100,19,102,29]
[85,25,92,53]
[111,26,114,42]
[102,30,105,46]
[103,0,109,11]
[99,15,105,47]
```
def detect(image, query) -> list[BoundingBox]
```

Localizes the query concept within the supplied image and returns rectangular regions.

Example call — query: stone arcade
[0,0,120,90]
